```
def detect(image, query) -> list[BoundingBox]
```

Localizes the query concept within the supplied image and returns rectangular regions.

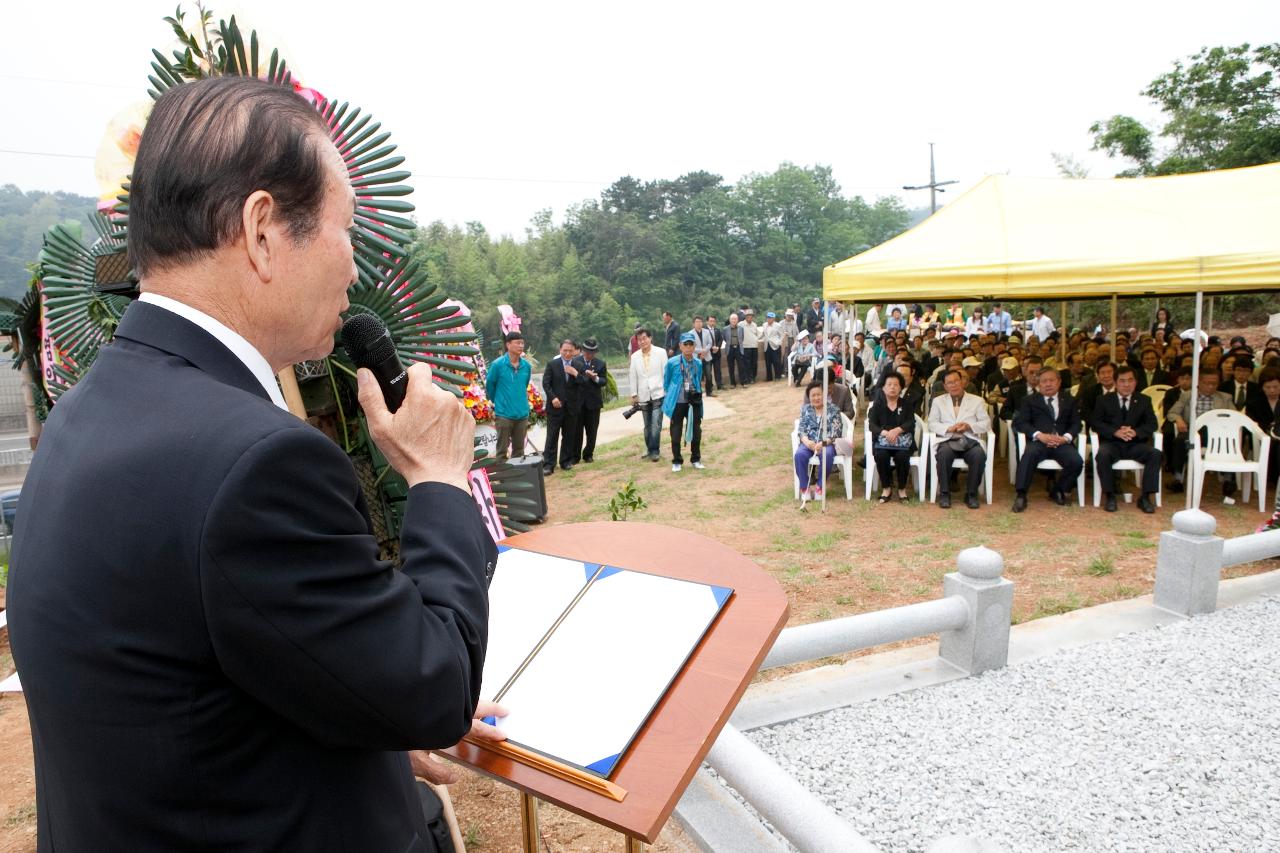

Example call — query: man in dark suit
[1222,358,1262,412]
[571,337,609,463]
[1012,367,1084,511]
[6,77,500,853]
[1078,360,1117,426]
[999,356,1043,420]
[706,314,725,393]
[1135,348,1170,391]
[542,338,582,473]
[1092,365,1161,512]
[663,311,681,357]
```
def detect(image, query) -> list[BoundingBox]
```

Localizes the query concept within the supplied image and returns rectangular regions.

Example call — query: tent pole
[821,301,830,512]
[1187,291,1204,510]
[1059,300,1067,364]
[850,301,858,421]
[1110,295,1118,363]
[1206,296,1214,332]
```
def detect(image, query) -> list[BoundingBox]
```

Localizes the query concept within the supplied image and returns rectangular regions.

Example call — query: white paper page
[480,549,593,701]
[495,568,727,775]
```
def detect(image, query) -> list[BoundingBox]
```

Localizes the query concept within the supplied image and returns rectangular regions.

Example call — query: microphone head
[341,313,396,367]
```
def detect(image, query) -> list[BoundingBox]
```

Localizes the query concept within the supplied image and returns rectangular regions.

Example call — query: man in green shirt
[485,332,533,461]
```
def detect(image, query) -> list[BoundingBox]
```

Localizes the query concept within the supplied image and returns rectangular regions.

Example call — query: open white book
[480,545,733,778]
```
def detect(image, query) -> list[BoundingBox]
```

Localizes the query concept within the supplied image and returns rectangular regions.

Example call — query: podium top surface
[444,521,789,842]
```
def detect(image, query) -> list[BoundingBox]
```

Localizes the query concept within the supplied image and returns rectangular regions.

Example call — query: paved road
[0,431,31,453]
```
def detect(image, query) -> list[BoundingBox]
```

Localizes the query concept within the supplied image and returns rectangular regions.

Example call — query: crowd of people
[771,301,1280,512]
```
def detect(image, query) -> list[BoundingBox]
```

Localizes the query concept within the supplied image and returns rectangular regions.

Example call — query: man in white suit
[928,369,991,509]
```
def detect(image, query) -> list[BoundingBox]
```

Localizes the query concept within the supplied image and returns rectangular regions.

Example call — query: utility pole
[903,142,957,214]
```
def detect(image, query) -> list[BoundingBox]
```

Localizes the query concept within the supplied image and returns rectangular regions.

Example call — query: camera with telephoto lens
[622,403,643,420]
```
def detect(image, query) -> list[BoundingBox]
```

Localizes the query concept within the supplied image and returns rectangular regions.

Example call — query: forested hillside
[0,185,98,301]
[409,163,910,357]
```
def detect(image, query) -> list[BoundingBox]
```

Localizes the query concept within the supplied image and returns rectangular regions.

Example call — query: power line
[0,73,139,91]
[0,148,95,161]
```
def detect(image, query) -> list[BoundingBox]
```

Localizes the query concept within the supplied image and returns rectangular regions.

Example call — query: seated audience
[1078,361,1117,425]
[1000,356,1043,420]
[1222,358,1262,412]
[928,369,991,509]
[791,331,816,384]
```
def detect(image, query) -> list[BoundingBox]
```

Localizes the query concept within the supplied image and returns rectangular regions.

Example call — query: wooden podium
[443,521,789,850]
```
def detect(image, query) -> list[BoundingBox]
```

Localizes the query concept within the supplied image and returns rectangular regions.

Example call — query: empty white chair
[1142,384,1171,429]
[1190,409,1271,512]
[930,429,997,505]
[1090,430,1164,508]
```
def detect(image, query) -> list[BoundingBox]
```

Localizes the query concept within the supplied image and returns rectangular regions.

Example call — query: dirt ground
[1,327,1275,851]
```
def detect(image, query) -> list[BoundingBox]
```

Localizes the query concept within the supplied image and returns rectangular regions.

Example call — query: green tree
[1091,43,1280,176]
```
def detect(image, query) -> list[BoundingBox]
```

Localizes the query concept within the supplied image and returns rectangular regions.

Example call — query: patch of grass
[911,584,931,597]
[908,535,933,546]
[691,508,714,520]
[1086,556,1115,577]
[464,824,485,848]
[783,566,805,580]
[859,570,888,593]
[801,531,846,553]
[832,564,853,576]
[835,594,855,606]
[1107,583,1143,599]
[988,513,1019,534]
[5,803,36,828]
[1033,591,1089,618]
[813,607,833,620]
[748,488,795,518]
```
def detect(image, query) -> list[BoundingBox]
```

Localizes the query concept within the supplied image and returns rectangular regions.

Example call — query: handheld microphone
[341,313,408,413]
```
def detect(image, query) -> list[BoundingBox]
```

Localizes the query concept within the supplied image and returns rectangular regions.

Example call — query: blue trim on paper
[497,544,512,553]
[583,562,602,582]
[596,566,624,581]
[711,585,733,608]
[586,753,620,776]
[482,716,496,726]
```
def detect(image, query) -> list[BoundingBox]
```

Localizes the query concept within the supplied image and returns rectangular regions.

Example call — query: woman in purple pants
[795,380,843,502]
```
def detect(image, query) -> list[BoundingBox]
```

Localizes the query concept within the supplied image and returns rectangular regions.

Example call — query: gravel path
[745,595,1280,852]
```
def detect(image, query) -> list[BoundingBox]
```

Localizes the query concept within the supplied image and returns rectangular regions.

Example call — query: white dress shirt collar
[138,292,289,411]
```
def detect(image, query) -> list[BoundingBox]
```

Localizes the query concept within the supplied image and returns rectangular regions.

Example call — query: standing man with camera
[571,337,608,464]
[665,332,705,472]
[628,328,668,461]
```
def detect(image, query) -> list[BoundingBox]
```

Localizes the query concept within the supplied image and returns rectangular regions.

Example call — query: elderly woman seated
[795,380,844,502]
[791,331,816,384]
[868,370,917,503]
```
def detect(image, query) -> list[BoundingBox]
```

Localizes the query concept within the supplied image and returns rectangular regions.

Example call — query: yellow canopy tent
[823,162,1280,302]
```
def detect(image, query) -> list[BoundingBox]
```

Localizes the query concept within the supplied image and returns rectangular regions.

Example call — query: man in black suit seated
[1092,365,1161,513]
[1222,358,1262,412]
[1078,360,1117,426]
[1135,347,1170,391]
[999,355,1043,420]
[7,77,501,853]
[1012,367,1084,511]
[571,336,609,463]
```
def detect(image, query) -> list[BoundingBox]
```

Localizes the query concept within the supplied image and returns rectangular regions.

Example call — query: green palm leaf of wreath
[37,222,131,398]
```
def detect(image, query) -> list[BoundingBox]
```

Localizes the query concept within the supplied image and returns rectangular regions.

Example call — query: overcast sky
[2,1,1274,238]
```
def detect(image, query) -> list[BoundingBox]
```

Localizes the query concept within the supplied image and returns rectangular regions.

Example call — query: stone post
[940,546,1013,675]
[1153,509,1223,617]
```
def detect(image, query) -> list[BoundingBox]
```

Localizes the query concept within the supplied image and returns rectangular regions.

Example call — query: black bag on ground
[499,453,549,522]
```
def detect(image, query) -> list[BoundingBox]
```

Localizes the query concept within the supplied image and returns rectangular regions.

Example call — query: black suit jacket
[8,302,495,852]
[999,379,1032,420]
[1092,392,1158,443]
[1078,382,1114,425]
[664,321,681,354]
[1246,393,1279,435]
[1014,390,1081,441]
[572,354,609,410]
[542,356,581,408]
[1221,378,1263,412]
[1135,368,1170,391]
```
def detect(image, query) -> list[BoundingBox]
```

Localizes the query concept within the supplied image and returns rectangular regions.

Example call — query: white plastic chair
[930,430,997,505]
[791,416,854,501]
[1190,409,1271,512]
[864,415,929,500]
[1090,431,1164,508]
[1001,418,1017,483]
[1014,426,1087,506]
[1141,384,1171,429]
